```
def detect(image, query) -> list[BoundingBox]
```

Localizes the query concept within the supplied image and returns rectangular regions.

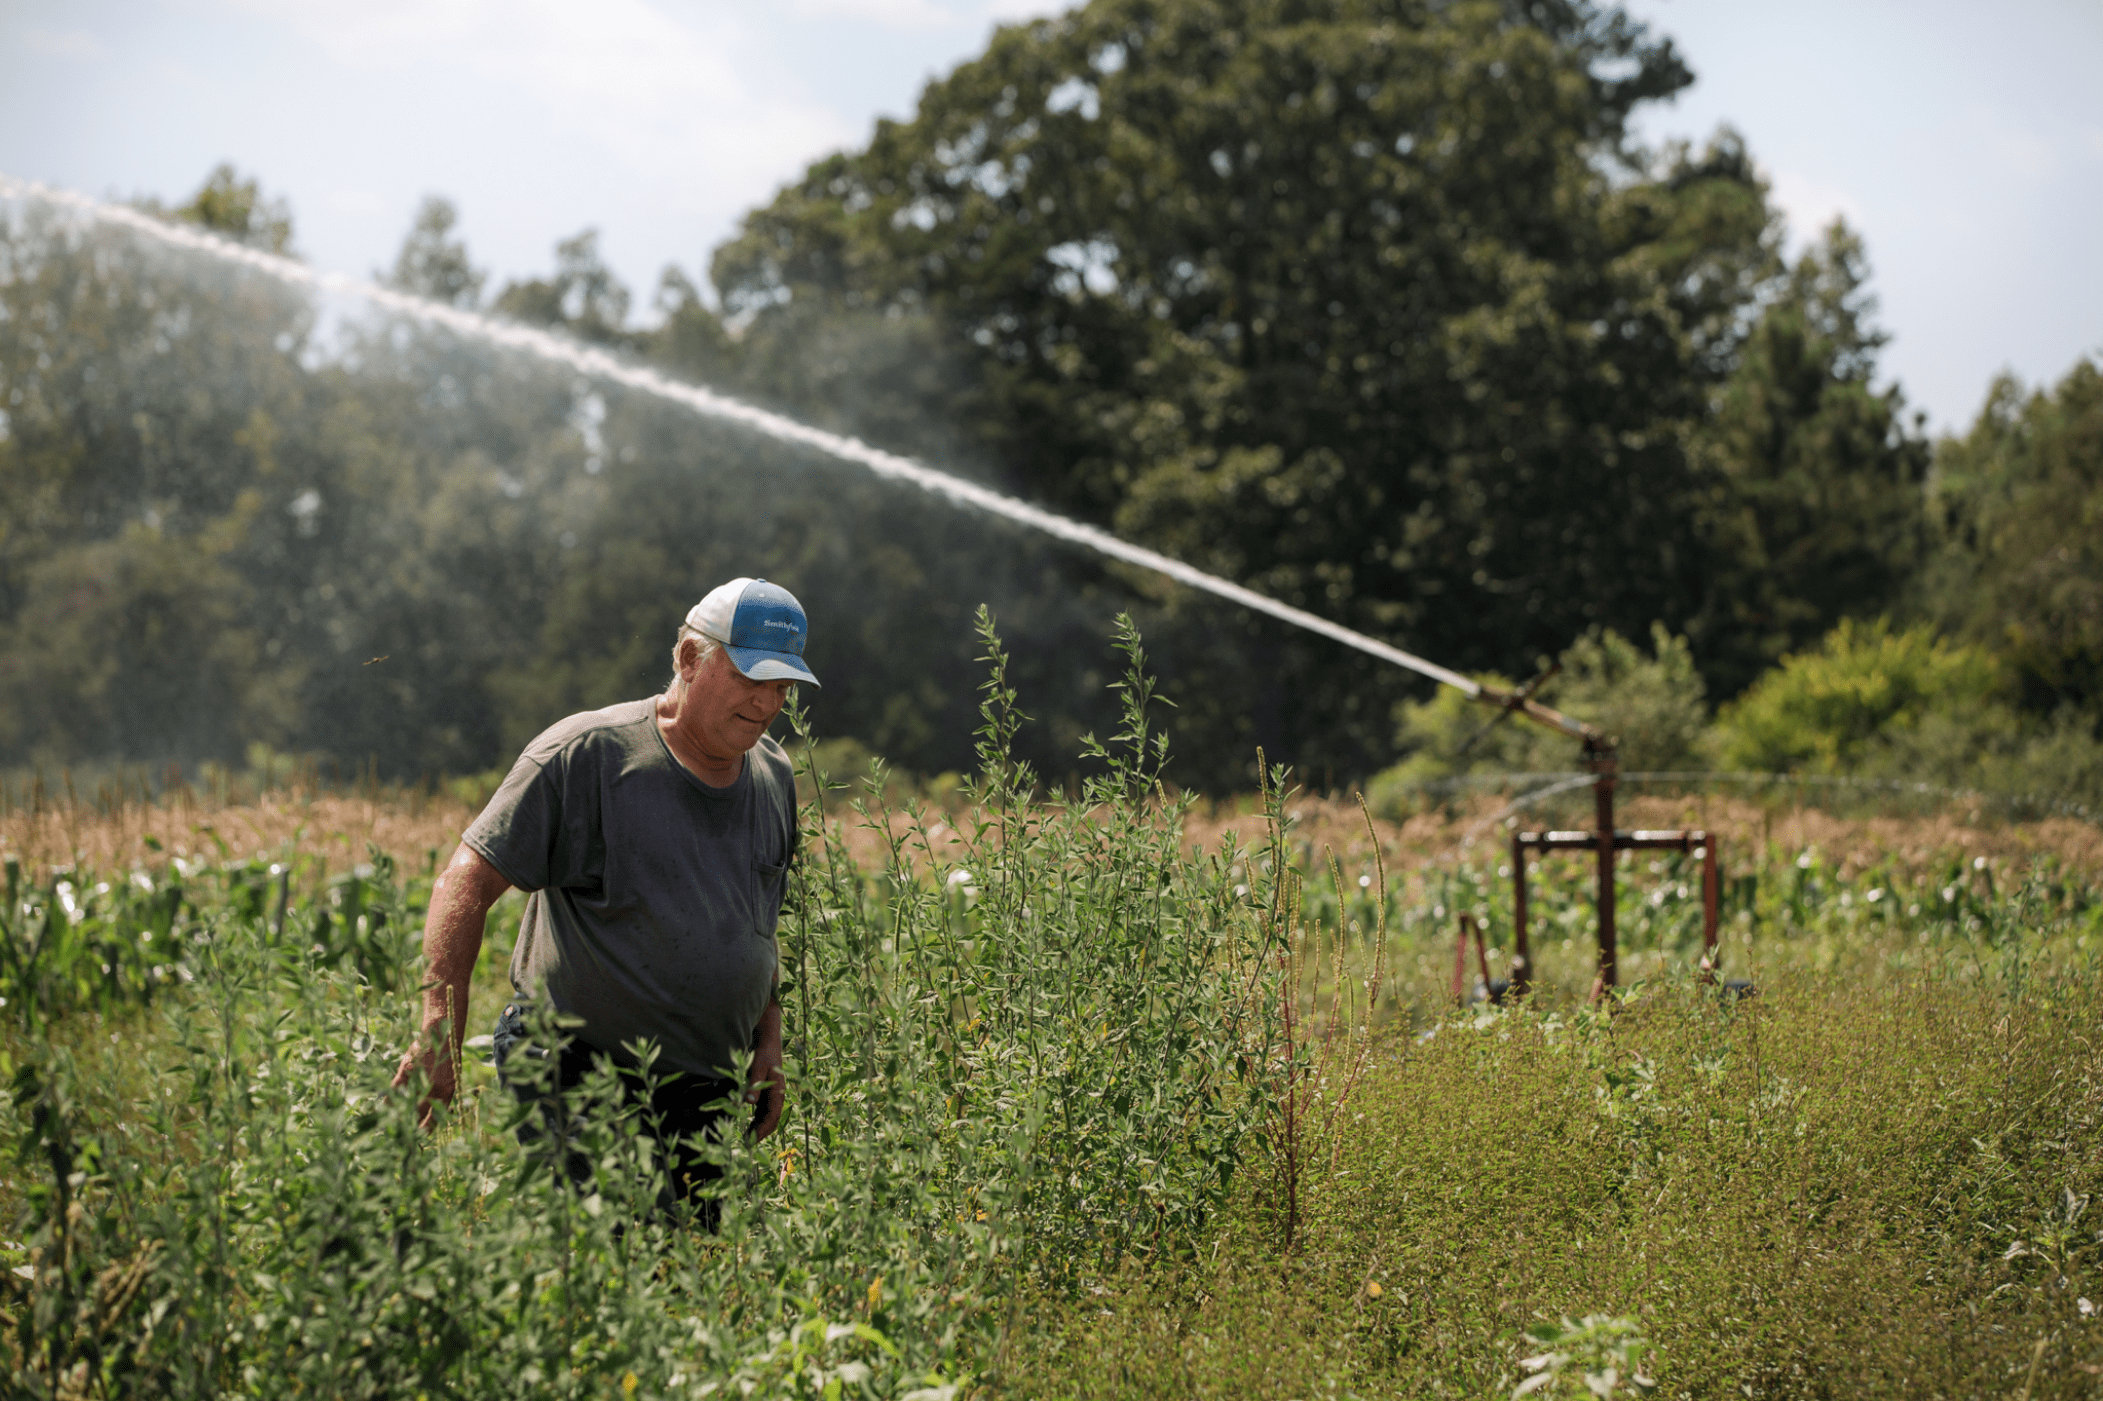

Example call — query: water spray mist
[0,174,1504,703]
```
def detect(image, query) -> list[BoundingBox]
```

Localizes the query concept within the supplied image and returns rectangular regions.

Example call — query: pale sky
[2,0,2098,433]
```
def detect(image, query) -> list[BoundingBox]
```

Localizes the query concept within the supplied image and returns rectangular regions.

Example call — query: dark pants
[491,1003,742,1226]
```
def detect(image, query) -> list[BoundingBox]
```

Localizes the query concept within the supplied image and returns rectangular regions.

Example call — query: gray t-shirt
[463,698,796,1080]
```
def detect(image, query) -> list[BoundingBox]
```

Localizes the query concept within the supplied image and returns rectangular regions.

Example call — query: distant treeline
[1,0,2097,799]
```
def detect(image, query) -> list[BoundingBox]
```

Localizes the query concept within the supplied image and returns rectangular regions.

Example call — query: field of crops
[2,637,2100,1398]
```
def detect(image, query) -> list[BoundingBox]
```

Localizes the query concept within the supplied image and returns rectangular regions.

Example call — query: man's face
[683,645,793,758]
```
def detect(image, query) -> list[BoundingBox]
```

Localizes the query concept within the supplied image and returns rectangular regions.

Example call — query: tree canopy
[716,0,1752,648]
[701,0,1858,770]
[1926,358,2103,713]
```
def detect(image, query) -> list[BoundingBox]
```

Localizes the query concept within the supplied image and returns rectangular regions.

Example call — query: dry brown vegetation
[6,780,2097,889]
[1189,790,2103,879]
[0,785,478,878]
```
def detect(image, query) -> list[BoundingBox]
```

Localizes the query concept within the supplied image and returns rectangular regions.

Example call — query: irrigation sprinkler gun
[1455,680,1723,1005]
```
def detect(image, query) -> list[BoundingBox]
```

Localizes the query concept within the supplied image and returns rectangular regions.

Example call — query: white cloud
[783,0,1061,27]
[223,0,858,195]
[1760,164,1864,250]
[1956,103,2052,179]
[319,185,387,216]
[23,26,100,58]
[972,0,1066,22]
[149,0,1068,298]
[1993,131,2048,177]
[784,0,956,29]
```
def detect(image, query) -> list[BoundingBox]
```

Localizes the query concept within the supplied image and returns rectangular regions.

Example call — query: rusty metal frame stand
[1430,678,1724,1005]
[1508,757,1721,1002]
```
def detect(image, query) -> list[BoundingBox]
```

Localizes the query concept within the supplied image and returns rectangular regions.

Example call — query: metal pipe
[1510,830,1532,999]
[1700,835,1722,984]
[1593,762,1618,999]
[1525,830,1717,852]
[1520,810,1727,1003]
[1468,681,1602,744]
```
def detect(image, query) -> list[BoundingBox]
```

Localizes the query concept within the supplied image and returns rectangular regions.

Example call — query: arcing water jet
[0,174,1515,705]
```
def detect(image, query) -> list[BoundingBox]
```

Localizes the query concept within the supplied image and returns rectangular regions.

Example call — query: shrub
[1710,617,2103,810]
[1979,706,2103,815]
[1715,618,2007,774]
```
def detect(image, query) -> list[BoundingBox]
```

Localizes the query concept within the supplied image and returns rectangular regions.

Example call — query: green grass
[1003,965,2103,1397]
[0,618,2098,1398]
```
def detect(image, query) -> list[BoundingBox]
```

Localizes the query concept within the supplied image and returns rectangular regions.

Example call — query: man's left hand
[747,1000,786,1140]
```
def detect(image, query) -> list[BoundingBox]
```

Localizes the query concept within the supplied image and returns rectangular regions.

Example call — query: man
[391,576,816,1207]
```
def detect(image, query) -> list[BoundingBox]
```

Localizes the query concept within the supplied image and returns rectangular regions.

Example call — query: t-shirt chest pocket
[751,854,788,937]
[750,804,789,936]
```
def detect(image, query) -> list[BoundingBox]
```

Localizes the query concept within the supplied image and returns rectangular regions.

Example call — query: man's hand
[391,843,511,1129]
[747,999,786,1140]
[391,1034,458,1129]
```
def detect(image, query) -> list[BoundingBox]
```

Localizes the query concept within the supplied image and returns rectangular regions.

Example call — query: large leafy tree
[0,173,602,776]
[168,163,296,253]
[1926,357,2103,714]
[384,196,486,307]
[712,0,1773,773]
[492,229,634,345]
[1689,222,1931,699]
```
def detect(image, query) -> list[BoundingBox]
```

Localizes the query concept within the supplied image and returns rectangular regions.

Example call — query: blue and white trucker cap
[686,577,819,687]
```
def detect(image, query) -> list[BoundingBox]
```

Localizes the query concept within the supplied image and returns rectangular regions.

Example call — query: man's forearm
[421,904,481,1060]
[418,846,507,1059]
[394,843,509,1115]
[752,998,782,1054]
[747,992,786,1139]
